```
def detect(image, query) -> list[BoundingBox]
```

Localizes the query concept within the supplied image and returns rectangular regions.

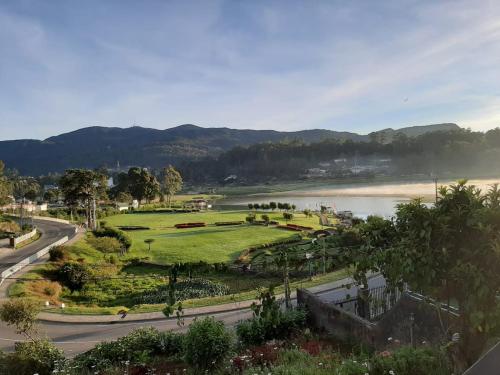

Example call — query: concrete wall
[297,288,379,347]
[10,227,38,247]
[0,235,69,286]
[297,288,459,349]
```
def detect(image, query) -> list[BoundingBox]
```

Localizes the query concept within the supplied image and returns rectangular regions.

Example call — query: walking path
[37,274,380,324]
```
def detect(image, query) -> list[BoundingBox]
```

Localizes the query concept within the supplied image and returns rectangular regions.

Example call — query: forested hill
[0,123,458,175]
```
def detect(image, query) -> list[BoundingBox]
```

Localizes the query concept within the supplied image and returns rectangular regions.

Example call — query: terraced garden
[9,209,346,314]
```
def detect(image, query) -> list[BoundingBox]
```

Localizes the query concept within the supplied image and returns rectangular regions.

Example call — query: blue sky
[1,0,500,140]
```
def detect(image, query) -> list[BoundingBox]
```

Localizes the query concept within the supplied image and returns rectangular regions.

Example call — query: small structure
[116,202,130,212]
[185,199,210,210]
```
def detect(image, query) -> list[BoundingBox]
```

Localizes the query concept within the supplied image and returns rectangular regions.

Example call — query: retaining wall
[0,235,69,285]
[10,227,38,247]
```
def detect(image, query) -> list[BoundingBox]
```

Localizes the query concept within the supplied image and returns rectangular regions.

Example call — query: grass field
[104,210,322,264]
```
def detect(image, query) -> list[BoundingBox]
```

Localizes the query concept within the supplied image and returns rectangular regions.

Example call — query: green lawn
[103,210,322,264]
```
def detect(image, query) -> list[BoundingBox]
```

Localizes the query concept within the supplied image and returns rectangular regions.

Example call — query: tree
[115,191,133,203]
[247,203,254,210]
[12,177,40,227]
[344,182,500,368]
[43,188,59,203]
[144,238,155,251]
[162,165,183,206]
[57,262,92,292]
[127,167,160,205]
[270,201,277,210]
[0,160,12,206]
[0,298,40,340]
[283,212,293,222]
[59,169,107,229]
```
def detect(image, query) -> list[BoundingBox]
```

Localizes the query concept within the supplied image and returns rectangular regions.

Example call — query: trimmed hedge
[93,227,132,249]
[214,221,244,226]
[117,225,150,231]
[174,222,206,229]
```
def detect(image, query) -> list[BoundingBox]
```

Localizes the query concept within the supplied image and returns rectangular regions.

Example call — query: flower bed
[117,225,150,231]
[277,224,313,231]
[174,222,206,229]
[214,221,244,226]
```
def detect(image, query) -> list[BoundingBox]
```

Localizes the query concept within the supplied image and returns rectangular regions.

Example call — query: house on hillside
[116,202,130,212]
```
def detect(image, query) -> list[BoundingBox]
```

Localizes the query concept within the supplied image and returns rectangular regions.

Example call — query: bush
[74,327,184,371]
[261,214,270,223]
[93,226,132,250]
[237,308,307,346]
[0,339,65,375]
[57,262,91,292]
[87,235,123,253]
[245,213,256,223]
[184,317,233,373]
[237,288,307,346]
[368,347,450,375]
[49,245,68,262]
[283,212,294,221]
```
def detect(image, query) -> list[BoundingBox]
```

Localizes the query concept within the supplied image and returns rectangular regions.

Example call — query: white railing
[0,236,69,286]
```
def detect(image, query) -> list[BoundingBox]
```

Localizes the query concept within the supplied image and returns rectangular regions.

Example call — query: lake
[218,178,500,218]
[219,195,410,218]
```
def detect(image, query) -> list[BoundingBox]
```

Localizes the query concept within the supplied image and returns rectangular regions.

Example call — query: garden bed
[117,225,150,231]
[214,221,244,226]
[174,222,206,229]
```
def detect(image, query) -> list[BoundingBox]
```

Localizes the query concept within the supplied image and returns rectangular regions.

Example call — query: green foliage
[237,288,307,346]
[283,212,294,221]
[93,226,132,250]
[368,347,450,375]
[87,235,123,253]
[0,339,64,375]
[0,298,40,338]
[261,214,270,223]
[73,327,184,371]
[162,165,183,205]
[246,212,256,223]
[57,262,92,292]
[49,245,69,262]
[184,317,233,373]
[135,278,230,304]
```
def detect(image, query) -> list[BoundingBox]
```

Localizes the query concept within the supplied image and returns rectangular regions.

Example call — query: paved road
[0,274,385,356]
[0,218,76,274]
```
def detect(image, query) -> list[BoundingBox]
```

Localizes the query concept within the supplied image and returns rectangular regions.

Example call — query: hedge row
[117,225,150,231]
[214,221,244,226]
[132,208,200,214]
[174,222,206,229]
[237,235,303,263]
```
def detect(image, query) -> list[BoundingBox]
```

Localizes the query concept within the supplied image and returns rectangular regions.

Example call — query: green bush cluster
[73,327,184,371]
[87,235,123,253]
[134,278,230,304]
[49,245,69,262]
[184,317,233,373]
[57,262,92,292]
[93,226,132,250]
[0,339,64,375]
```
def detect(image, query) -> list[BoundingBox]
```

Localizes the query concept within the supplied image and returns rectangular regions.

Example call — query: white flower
[387,337,393,342]
[389,371,395,375]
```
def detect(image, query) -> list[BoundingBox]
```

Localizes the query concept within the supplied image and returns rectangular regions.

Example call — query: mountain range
[0,123,460,175]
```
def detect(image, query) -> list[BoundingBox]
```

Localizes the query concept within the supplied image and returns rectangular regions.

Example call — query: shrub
[1,339,65,375]
[26,280,62,304]
[261,214,270,223]
[87,235,123,253]
[93,227,132,250]
[184,317,233,373]
[237,288,307,346]
[368,347,450,375]
[283,212,294,221]
[57,262,91,292]
[74,327,184,371]
[48,245,68,262]
[245,213,256,223]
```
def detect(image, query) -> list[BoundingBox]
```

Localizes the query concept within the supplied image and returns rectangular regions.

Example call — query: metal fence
[332,284,405,321]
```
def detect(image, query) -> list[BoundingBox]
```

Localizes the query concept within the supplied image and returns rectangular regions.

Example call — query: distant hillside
[369,123,460,143]
[0,123,460,175]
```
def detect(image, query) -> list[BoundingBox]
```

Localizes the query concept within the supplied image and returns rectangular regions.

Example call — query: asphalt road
[0,275,386,356]
[0,309,253,356]
[0,218,76,274]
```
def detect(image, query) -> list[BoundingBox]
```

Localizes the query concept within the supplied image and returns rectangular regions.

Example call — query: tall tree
[59,169,107,229]
[342,182,500,368]
[127,167,160,205]
[0,161,12,206]
[162,165,183,206]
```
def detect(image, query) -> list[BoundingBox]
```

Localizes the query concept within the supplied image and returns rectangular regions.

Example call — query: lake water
[219,195,410,219]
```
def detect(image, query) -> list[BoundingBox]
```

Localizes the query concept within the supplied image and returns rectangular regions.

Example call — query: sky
[1,0,500,141]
